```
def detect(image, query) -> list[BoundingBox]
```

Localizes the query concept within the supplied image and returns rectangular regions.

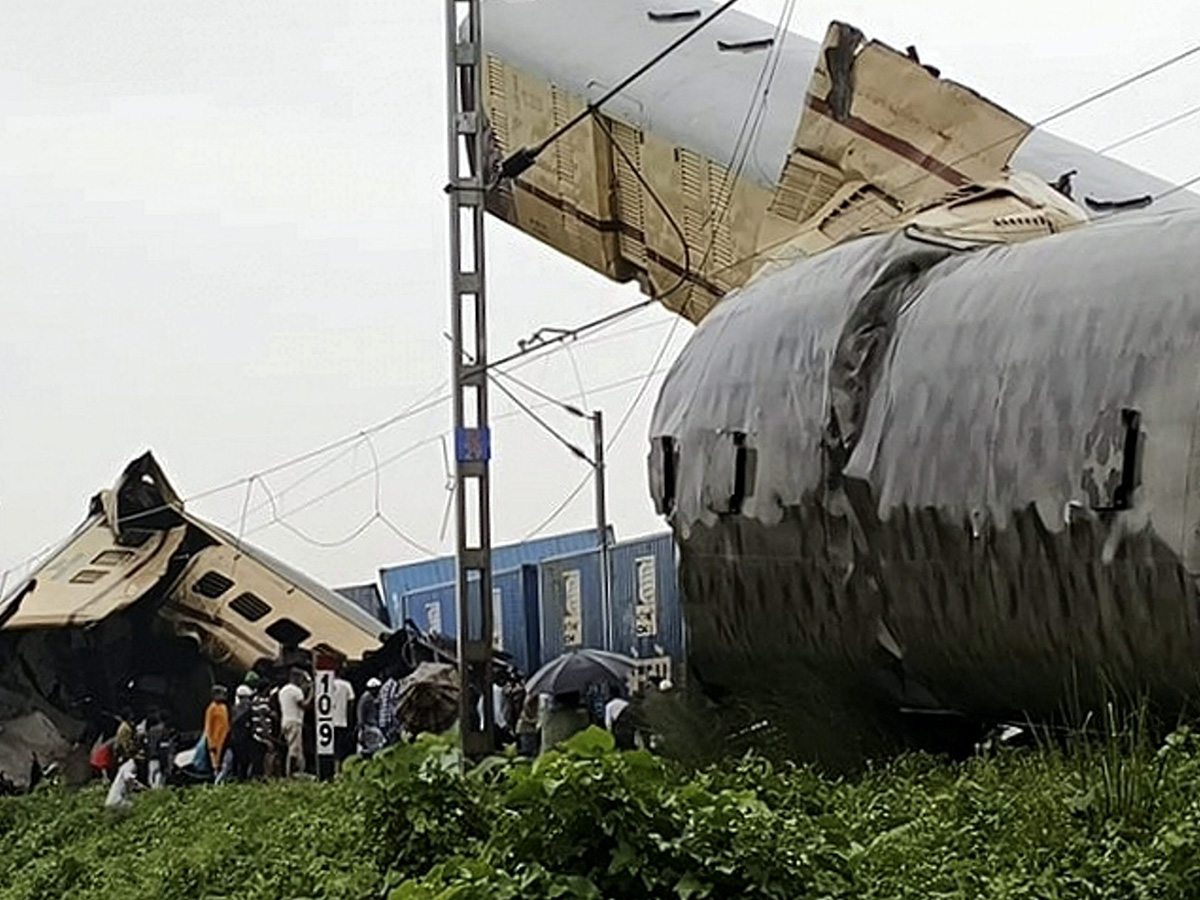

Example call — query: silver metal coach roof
[483,0,1200,213]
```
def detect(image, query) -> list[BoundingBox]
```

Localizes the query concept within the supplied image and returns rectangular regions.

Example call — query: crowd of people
[95,666,354,808]
[486,671,673,757]
[93,662,674,809]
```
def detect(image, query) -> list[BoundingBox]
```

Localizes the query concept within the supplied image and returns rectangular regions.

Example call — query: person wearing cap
[356,678,384,759]
[230,683,260,780]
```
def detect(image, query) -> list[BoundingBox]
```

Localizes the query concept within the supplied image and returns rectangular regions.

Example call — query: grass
[1,722,1200,899]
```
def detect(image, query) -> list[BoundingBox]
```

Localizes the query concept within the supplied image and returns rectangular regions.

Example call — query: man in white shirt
[278,669,309,777]
[331,671,355,767]
[603,695,629,731]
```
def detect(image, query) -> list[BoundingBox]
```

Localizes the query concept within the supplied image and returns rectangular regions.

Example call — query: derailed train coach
[0,453,389,780]
[476,0,1200,762]
[649,213,1200,762]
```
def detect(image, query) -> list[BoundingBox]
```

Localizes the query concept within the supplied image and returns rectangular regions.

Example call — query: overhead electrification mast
[445,0,495,758]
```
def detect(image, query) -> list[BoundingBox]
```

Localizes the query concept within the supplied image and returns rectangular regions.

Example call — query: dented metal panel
[1,519,186,629]
[480,0,1200,325]
[649,210,1200,759]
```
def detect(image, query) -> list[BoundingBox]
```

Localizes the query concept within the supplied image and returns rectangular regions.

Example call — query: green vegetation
[4,721,1200,899]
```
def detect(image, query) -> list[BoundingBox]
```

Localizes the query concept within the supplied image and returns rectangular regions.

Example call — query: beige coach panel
[167,544,381,669]
[483,53,775,323]
[1,519,186,629]
[482,15,1060,325]
[759,21,1032,258]
[485,56,625,280]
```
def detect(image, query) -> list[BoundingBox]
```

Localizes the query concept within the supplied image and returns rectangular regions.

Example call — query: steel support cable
[701,0,800,235]
[590,110,693,306]
[489,374,592,464]
[494,368,587,418]
[240,364,678,547]
[247,461,436,556]
[227,346,676,541]
[3,322,678,580]
[5,300,666,575]
[521,332,683,541]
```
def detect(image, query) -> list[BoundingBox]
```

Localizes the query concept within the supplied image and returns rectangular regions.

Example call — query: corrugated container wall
[491,565,541,676]
[378,528,611,626]
[390,532,683,681]
[538,549,605,664]
[399,566,542,676]
[608,534,683,665]
[401,582,457,641]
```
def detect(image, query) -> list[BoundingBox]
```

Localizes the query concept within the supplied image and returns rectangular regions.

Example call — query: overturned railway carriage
[0,454,389,779]
[477,0,1200,760]
[648,214,1200,759]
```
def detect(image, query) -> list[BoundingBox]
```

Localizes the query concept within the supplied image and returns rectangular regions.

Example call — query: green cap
[243,671,261,687]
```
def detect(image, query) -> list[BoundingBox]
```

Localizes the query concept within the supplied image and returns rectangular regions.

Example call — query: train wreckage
[0,453,394,783]
[479,0,1200,759]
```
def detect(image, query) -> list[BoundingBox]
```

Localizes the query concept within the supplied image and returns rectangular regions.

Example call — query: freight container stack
[378,531,684,682]
[539,534,683,686]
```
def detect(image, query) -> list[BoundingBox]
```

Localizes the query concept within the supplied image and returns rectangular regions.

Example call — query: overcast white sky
[3,0,1200,590]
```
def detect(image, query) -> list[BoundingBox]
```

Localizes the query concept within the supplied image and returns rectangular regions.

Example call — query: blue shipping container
[538,549,606,663]
[399,565,542,676]
[379,527,610,625]
[609,534,683,665]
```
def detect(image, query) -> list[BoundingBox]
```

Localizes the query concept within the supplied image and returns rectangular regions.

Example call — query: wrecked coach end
[0,452,388,784]
[649,211,1200,766]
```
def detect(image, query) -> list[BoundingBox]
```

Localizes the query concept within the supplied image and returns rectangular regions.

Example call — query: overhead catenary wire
[2,297,677,580]
[235,362,678,549]
[1097,101,1200,154]
[520,325,687,541]
[589,111,693,307]
[888,38,1200,204]
[489,374,592,464]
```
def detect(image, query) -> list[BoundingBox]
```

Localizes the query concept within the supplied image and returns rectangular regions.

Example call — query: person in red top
[204,685,230,778]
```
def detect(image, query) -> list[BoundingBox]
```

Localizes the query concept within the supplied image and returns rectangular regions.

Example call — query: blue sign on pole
[455,427,492,463]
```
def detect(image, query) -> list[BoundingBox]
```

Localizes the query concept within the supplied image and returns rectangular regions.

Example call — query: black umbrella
[396,663,460,736]
[526,648,635,696]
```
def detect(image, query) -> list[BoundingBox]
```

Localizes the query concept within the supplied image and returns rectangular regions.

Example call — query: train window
[1082,407,1141,512]
[91,550,134,566]
[70,569,108,584]
[650,436,677,515]
[193,571,235,599]
[730,432,757,514]
[265,618,311,647]
[229,592,271,622]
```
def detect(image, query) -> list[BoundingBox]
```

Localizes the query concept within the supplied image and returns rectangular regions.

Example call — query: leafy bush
[5,723,1200,898]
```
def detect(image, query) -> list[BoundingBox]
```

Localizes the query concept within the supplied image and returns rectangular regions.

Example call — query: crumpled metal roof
[649,209,1200,750]
[483,0,1200,213]
[652,209,1200,552]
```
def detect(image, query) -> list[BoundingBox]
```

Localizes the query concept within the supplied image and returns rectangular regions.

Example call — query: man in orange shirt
[204,684,230,781]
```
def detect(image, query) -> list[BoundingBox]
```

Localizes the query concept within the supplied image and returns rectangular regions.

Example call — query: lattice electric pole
[445,0,495,758]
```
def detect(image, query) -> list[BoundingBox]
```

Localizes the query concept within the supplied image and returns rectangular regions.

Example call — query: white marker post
[314,654,337,781]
